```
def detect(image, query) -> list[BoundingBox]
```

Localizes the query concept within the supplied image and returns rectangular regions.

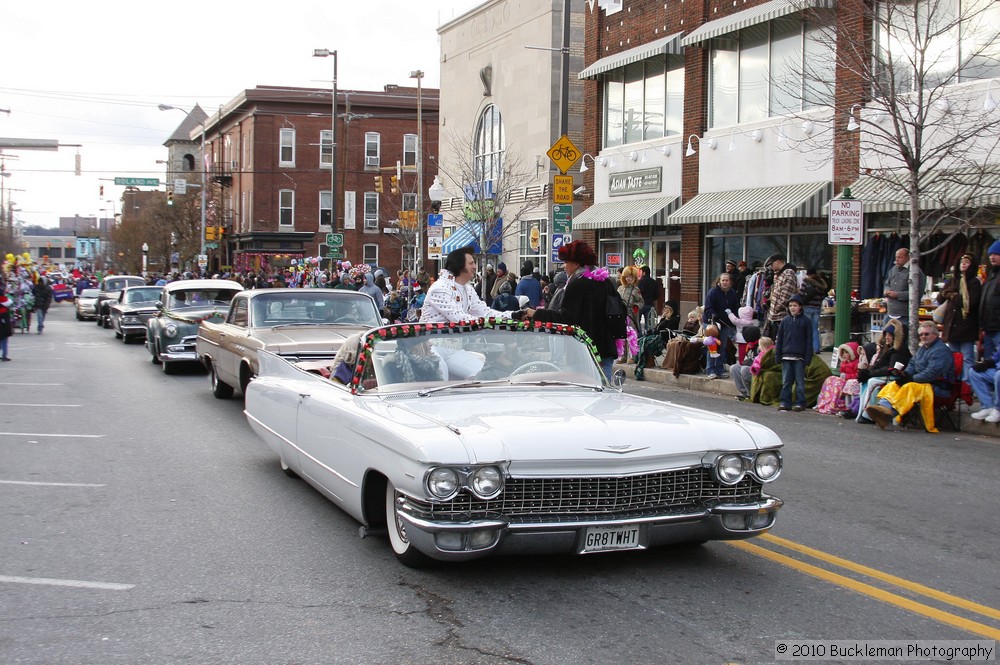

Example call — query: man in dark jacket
[979,240,1000,362]
[637,265,659,334]
[514,260,542,308]
[33,275,54,334]
[702,272,740,366]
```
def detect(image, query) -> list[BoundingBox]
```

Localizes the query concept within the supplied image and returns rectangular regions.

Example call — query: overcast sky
[0,0,485,229]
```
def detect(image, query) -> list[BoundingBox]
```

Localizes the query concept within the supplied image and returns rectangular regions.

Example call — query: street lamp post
[410,70,424,273]
[158,104,208,266]
[141,242,149,278]
[314,49,338,234]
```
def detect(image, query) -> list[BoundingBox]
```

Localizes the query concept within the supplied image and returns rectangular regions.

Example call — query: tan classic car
[196,288,382,398]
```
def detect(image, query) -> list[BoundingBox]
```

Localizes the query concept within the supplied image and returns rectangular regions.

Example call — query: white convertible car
[244,319,784,566]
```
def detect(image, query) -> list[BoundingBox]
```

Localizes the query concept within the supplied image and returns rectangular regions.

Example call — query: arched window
[183,154,195,172]
[473,105,504,189]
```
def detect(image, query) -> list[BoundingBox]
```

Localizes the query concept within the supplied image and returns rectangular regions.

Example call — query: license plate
[583,525,641,552]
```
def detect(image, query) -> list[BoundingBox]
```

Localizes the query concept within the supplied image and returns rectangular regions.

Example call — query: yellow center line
[729,540,1000,641]
[760,533,1000,622]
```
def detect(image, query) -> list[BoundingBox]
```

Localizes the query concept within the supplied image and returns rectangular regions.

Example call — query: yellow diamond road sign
[547,134,581,174]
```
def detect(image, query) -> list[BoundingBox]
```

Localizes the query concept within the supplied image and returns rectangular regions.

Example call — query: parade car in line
[196,288,382,398]
[109,285,164,343]
[146,279,243,374]
[244,319,784,566]
[75,288,101,320]
[96,275,146,328]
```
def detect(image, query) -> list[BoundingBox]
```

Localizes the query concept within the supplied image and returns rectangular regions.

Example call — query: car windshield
[358,322,605,393]
[168,289,238,310]
[251,292,381,327]
[80,289,101,298]
[125,288,161,304]
[105,278,143,291]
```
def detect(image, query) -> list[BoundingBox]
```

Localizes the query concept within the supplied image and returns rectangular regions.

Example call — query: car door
[216,297,250,387]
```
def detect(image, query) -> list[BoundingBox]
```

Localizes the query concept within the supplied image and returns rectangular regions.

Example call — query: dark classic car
[96,275,146,328]
[245,319,784,566]
[196,288,382,398]
[109,286,164,343]
[146,279,243,374]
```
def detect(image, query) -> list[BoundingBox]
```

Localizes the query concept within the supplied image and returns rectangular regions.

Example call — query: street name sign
[828,198,864,245]
[114,177,160,187]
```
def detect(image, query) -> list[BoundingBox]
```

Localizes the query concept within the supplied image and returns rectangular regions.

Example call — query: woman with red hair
[533,241,619,380]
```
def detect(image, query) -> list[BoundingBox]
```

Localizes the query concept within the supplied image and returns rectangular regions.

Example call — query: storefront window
[706,236,745,277]
[519,219,547,275]
[790,233,832,272]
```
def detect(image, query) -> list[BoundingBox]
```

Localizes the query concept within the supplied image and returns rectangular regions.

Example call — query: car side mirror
[155,302,164,311]
[612,368,626,389]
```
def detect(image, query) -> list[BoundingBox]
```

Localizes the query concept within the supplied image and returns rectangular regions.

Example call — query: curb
[618,361,1000,438]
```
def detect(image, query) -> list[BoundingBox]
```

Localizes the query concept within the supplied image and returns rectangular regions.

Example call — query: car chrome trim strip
[243,412,358,488]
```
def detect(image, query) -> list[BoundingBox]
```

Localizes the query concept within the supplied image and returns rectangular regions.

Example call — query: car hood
[373,391,780,470]
[251,325,369,354]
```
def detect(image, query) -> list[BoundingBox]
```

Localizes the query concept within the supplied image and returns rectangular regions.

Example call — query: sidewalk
[617,353,1000,438]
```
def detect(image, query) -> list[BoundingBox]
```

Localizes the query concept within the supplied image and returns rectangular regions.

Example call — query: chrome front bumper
[396,495,783,562]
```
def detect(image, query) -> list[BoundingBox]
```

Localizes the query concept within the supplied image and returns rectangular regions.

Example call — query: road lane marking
[0,383,63,387]
[0,480,106,487]
[730,540,1000,640]
[0,403,81,408]
[0,575,133,591]
[761,533,1000,621]
[0,432,104,438]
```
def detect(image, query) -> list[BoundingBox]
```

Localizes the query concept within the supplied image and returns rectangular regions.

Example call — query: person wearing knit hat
[979,241,1000,363]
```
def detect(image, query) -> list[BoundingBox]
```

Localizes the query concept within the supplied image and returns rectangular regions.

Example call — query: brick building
[168,85,438,277]
[577,0,1000,321]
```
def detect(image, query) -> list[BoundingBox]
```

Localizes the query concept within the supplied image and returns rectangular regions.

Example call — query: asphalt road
[1,303,997,664]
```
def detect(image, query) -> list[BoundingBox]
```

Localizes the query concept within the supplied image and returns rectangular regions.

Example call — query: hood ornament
[586,444,650,455]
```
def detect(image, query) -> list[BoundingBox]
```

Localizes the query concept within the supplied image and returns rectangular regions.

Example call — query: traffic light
[167,190,174,206]
[390,175,400,195]
[99,185,104,197]
[205,226,217,241]
[216,226,224,238]
[374,175,383,193]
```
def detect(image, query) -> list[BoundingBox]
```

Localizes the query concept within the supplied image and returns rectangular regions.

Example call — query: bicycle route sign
[547,134,581,174]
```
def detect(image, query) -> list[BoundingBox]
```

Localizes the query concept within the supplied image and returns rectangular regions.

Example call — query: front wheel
[386,482,433,567]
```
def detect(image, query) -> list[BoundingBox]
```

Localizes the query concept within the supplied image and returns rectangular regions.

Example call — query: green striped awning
[681,0,836,47]
[573,196,682,230]
[668,182,833,224]
[578,32,684,80]
[837,168,1000,214]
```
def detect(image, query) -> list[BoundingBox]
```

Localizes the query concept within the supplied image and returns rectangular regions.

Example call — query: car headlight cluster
[424,465,506,501]
[713,450,782,485]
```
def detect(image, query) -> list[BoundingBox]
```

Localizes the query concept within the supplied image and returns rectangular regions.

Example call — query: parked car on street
[196,288,381,398]
[96,275,146,328]
[109,286,164,343]
[146,279,243,374]
[75,288,101,320]
[244,319,784,566]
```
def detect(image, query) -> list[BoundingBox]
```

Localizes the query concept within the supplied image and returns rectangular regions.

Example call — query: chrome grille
[412,467,763,520]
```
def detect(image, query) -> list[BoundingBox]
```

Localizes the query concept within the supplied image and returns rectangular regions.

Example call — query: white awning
[578,32,685,80]
[835,168,1000,214]
[573,196,681,230]
[668,182,832,224]
[681,0,836,47]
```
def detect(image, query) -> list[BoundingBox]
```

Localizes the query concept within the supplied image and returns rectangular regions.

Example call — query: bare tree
[111,194,201,275]
[780,0,1000,347]
[433,128,549,294]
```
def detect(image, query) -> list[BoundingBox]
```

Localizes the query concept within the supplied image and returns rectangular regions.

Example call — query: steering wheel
[333,316,356,323]
[510,361,561,376]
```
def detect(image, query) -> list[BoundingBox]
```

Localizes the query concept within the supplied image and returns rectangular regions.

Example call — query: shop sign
[608,168,661,197]
[605,253,623,267]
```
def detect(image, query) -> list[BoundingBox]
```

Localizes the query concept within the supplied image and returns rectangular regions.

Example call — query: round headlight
[470,466,503,499]
[754,451,781,481]
[426,467,460,499]
[164,323,179,338]
[716,454,745,485]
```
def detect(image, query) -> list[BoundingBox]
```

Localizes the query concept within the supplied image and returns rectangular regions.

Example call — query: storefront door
[652,238,681,306]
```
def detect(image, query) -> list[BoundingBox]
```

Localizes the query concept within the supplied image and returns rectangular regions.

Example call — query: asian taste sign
[828,198,864,245]
[608,168,661,197]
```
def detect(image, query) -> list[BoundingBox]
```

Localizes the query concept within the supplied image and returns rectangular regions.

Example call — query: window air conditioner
[366,156,380,166]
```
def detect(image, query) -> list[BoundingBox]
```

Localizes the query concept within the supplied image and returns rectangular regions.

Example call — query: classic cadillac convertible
[244,319,783,566]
